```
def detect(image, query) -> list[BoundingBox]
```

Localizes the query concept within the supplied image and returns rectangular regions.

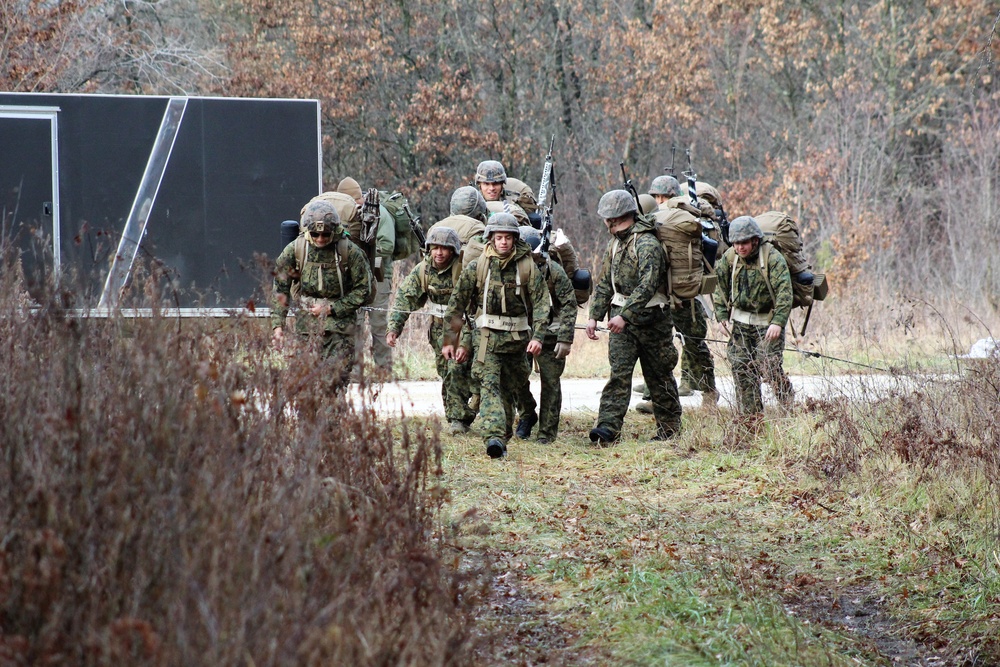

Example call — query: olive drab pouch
[378,190,423,260]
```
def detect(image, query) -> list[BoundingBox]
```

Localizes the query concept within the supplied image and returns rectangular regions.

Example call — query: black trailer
[0,93,321,312]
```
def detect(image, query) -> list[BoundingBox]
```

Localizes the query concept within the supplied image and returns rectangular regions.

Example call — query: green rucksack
[379,191,422,260]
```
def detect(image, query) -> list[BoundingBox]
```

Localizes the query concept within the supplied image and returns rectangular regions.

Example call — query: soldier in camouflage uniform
[338,177,396,377]
[713,216,795,421]
[476,160,531,225]
[649,175,718,404]
[386,226,477,434]
[442,213,549,459]
[512,226,577,443]
[586,190,681,443]
[272,200,373,389]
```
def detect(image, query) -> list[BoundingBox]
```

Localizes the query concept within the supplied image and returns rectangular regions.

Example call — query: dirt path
[360,373,907,418]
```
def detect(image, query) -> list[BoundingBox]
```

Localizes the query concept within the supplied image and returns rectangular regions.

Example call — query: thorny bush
[0,255,486,665]
[806,365,1000,528]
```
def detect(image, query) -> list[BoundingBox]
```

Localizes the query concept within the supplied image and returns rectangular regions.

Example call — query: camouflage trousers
[429,320,476,424]
[355,280,392,371]
[475,338,531,445]
[597,310,681,439]
[515,338,567,440]
[727,320,794,414]
[672,297,716,392]
[295,313,357,390]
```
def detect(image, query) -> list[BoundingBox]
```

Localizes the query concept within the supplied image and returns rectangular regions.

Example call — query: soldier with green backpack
[337,177,423,379]
[271,200,374,389]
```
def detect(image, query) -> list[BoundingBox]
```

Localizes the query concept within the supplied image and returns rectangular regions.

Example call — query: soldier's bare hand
[585,319,599,340]
[526,340,543,357]
[442,344,455,360]
[272,326,284,347]
[765,323,783,342]
[455,347,469,363]
[717,321,731,339]
[554,342,571,359]
[386,331,398,348]
[608,315,627,334]
[308,302,329,318]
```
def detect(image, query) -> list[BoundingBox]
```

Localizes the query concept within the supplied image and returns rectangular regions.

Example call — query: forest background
[5,0,1000,315]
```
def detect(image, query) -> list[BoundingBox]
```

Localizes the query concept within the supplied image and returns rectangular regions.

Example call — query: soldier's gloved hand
[554,342,572,359]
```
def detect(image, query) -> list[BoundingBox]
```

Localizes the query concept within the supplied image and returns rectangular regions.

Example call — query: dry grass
[0,257,487,665]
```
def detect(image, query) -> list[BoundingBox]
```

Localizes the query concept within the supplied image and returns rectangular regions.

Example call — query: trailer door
[0,106,60,297]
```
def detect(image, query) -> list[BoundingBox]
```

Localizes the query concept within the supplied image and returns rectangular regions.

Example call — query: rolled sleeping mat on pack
[281,220,299,250]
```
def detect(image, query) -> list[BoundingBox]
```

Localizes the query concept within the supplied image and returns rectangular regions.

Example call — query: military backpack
[754,211,827,309]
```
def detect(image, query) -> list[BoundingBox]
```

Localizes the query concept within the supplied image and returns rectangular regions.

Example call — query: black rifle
[402,202,426,248]
[665,144,677,177]
[360,188,383,280]
[619,161,641,212]
[682,149,700,210]
[537,136,557,259]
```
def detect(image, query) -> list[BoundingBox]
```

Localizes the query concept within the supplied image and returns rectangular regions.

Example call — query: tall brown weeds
[807,362,1000,536]
[0,256,485,665]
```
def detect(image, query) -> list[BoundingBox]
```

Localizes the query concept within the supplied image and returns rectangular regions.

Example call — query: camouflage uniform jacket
[713,242,792,327]
[539,258,578,344]
[589,217,668,327]
[387,255,461,336]
[444,240,549,355]
[271,232,373,330]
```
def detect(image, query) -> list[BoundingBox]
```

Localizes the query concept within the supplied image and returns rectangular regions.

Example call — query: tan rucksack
[302,191,359,239]
[755,211,821,309]
[428,214,485,244]
[653,198,711,301]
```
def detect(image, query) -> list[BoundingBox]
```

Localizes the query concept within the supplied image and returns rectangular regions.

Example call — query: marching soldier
[713,216,795,432]
[475,160,531,225]
[442,213,549,459]
[386,227,477,434]
[338,176,396,378]
[648,175,719,404]
[586,190,681,443]
[271,200,373,389]
[512,226,577,443]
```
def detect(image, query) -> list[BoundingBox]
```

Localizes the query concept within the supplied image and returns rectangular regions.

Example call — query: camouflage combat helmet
[425,226,462,255]
[518,225,542,251]
[649,175,681,197]
[597,190,638,219]
[638,193,658,215]
[728,216,764,243]
[450,185,488,220]
[475,160,507,184]
[300,200,341,234]
[484,212,520,239]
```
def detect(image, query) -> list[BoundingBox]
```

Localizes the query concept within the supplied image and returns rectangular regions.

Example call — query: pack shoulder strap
[759,243,777,309]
